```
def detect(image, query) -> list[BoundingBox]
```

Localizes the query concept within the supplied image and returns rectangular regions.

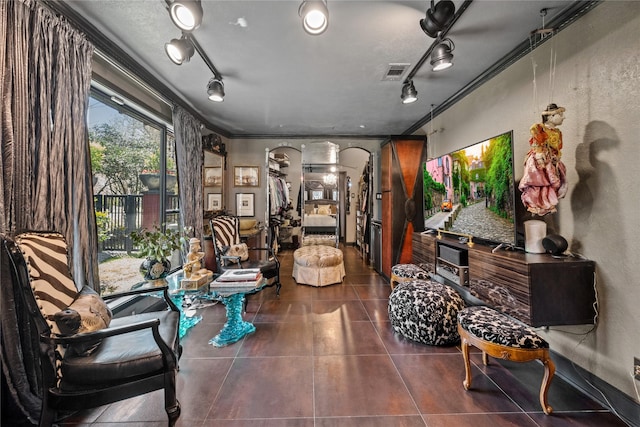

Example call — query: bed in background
[302,201,338,246]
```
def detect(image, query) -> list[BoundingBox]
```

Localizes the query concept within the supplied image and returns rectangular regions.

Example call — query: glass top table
[208,270,267,347]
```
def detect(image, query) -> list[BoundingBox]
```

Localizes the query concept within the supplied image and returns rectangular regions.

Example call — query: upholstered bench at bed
[457,305,555,415]
[390,263,432,289]
[302,234,337,247]
[388,279,465,346]
[293,245,345,287]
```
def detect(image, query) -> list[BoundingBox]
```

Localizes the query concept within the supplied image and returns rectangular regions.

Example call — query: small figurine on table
[519,103,568,216]
[181,238,213,289]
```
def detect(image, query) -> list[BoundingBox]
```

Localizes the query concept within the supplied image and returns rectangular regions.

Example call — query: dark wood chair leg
[164,371,180,426]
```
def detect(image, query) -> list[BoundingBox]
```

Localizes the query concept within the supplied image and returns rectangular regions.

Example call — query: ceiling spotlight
[299,0,329,35]
[401,80,418,104]
[169,0,203,32]
[164,35,194,65]
[207,78,225,102]
[420,0,455,38]
[431,38,454,71]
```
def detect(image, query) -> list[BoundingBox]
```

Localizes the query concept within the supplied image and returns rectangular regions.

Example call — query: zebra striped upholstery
[15,232,78,335]
[211,215,240,252]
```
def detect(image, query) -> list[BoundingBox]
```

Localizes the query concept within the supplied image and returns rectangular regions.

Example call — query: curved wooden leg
[539,354,555,415]
[461,337,472,390]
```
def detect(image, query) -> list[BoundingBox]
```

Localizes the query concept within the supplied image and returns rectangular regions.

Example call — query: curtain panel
[173,105,204,241]
[1,0,96,423]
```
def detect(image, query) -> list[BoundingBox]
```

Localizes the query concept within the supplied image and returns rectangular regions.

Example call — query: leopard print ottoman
[388,279,465,346]
[390,263,432,289]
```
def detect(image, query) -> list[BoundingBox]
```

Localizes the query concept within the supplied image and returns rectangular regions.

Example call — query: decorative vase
[524,220,547,254]
[140,258,171,282]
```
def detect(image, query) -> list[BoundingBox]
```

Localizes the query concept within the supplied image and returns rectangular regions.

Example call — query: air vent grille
[382,63,409,81]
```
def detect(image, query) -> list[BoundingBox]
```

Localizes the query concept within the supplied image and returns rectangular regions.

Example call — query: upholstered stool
[388,280,465,346]
[293,245,345,287]
[457,305,555,415]
[390,263,431,289]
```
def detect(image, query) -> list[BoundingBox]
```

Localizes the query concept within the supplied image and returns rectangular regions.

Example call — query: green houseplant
[130,226,189,281]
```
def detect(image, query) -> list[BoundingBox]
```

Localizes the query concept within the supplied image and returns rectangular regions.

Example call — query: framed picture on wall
[236,193,255,217]
[207,193,222,211]
[204,167,222,187]
[234,166,259,187]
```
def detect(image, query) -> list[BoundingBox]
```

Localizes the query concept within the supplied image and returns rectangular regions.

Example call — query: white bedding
[304,213,336,227]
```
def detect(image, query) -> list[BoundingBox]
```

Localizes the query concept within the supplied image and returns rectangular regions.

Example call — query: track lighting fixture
[169,0,203,32]
[430,38,454,71]
[164,35,194,65]
[207,78,225,102]
[420,0,455,38]
[401,80,418,104]
[298,0,329,35]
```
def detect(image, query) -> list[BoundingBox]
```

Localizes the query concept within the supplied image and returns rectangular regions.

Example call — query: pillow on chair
[224,243,249,264]
[53,285,112,355]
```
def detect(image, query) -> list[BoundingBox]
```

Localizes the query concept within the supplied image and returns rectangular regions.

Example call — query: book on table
[213,268,263,288]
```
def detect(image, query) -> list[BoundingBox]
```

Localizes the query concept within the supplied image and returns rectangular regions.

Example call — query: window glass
[88,89,180,295]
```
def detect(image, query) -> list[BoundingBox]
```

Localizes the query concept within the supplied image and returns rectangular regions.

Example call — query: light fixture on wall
[420,0,455,38]
[169,0,203,32]
[431,38,454,71]
[164,35,194,65]
[299,0,329,35]
[401,80,418,104]
[207,78,225,102]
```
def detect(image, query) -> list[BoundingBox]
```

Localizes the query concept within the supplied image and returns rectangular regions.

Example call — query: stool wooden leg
[540,353,556,415]
[460,337,472,390]
[482,351,489,366]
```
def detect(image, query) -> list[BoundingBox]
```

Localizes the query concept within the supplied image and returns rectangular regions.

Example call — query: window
[88,87,179,295]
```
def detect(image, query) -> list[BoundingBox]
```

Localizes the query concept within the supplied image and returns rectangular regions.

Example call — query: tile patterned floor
[62,246,628,426]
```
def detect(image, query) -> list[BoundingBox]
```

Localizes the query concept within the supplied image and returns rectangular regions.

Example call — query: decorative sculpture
[519,103,568,216]
[181,237,213,289]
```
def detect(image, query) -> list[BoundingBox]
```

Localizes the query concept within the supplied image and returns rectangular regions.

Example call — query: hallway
[63,246,626,426]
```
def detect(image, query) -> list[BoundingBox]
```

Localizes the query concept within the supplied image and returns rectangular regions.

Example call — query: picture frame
[236,193,255,217]
[204,167,222,187]
[234,166,260,187]
[207,193,222,210]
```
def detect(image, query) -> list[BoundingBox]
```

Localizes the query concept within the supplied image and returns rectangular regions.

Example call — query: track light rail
[404,0,473,84]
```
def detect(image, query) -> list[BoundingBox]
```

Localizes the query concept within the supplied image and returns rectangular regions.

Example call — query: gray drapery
[173,105,204,240]
[1,0,96,423]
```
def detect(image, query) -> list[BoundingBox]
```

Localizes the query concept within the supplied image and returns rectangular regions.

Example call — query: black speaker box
[438,244,468,266]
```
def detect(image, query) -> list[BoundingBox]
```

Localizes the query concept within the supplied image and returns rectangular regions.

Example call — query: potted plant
[130,225,190,282]
[139,151,177,192]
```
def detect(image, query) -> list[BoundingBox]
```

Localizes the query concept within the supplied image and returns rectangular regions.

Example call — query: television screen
[424,130,516,246]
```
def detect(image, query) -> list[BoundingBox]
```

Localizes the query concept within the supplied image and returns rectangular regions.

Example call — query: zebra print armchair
[0,231,182,426]
[210,215,281,296]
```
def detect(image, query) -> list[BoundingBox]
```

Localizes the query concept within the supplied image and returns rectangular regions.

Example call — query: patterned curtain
[1,1,95,422]
[173,105,204,241]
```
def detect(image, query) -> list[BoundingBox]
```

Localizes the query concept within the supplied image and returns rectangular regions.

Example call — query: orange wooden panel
[394,139,425,198]
[399,221,414,264]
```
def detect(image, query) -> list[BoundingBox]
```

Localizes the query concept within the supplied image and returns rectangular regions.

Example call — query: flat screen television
[423,130,517,247]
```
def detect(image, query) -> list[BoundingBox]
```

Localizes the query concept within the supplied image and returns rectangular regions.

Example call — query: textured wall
[422,2,640,400]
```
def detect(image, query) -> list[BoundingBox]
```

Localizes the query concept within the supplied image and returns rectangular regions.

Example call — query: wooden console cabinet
[412,232,596,327]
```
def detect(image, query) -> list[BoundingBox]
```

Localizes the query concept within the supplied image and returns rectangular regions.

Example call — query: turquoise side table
[208,277,266,347]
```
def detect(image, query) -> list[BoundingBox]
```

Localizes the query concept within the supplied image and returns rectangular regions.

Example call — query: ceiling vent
[382,63,410,81]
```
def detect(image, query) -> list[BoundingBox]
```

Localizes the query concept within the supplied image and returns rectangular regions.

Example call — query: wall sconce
[164,35,194,65]
[431,38,454,71]
[207,78,225,102]
[299,0,329,35]
[401,80,418,104]
[420,0,455,38]
[169,0,203,32]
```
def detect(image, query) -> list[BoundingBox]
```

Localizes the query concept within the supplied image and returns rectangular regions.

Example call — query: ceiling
[49,0,598,138]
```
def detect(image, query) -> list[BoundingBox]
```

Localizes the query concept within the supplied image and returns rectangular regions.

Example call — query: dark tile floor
[62,246,627,426]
